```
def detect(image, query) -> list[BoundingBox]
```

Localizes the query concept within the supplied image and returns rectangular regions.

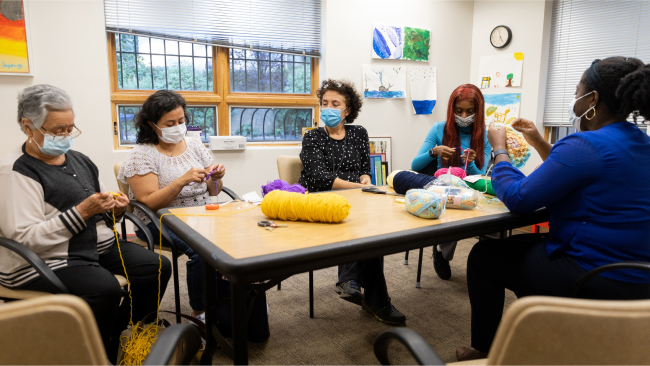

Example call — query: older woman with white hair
[0,84,171,363]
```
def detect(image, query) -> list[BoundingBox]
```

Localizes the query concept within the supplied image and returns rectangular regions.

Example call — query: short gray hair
[17,84,73,133]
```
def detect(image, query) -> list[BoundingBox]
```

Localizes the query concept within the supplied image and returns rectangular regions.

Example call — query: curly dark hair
[583,56,650,119]
[316,79,363,123]
[135,90,188,145]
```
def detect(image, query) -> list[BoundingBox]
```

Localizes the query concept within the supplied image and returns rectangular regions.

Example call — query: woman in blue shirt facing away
[456,56,650,362]
[411,84,491,280]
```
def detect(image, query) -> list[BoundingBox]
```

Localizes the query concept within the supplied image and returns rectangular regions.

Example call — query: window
[230,107,313,141]
[230,50,311,93]
[108,36,319,149]
[542,0,650,142]
[115,34,213,91]
[117,105,216,145]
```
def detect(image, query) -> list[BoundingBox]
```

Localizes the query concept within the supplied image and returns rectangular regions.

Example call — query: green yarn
[466,178,496,196]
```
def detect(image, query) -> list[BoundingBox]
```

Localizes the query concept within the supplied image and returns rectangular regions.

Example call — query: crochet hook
[189,167,219,186]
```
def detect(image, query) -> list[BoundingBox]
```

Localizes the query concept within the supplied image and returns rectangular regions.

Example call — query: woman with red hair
[411,84,491,280]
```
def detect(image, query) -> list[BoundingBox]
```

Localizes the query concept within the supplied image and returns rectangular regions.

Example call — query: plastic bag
[425,186,480,210]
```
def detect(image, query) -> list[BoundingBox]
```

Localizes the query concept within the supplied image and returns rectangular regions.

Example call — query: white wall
[325,0,476,172]
[0,0,553,202]
[469,0,553,174]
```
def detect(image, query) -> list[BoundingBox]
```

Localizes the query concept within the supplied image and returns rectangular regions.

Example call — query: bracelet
[169,182,179,192]
[493,149,509,158]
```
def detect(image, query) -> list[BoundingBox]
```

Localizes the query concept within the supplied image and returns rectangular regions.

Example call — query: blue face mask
[32,128,74,156]
[321,107,347,128]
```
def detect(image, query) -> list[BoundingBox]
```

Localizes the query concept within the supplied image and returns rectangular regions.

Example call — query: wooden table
[159,187,549,365]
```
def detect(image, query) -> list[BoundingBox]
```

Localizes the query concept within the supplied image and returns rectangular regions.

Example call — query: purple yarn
[261,179,306,196]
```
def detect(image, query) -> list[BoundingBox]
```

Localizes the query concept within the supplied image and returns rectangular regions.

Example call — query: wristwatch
[429,147,437,158]
[493,149,509,158]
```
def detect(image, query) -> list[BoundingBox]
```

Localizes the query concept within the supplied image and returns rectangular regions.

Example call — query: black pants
[338,259,390,307]
[468,234,650,353]
[22,241,172,363]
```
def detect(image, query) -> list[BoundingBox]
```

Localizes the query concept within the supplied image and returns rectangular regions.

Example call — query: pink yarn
[261,179,306,197]
[434,167,467,179]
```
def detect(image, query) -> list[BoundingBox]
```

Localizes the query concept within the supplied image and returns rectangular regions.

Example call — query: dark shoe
[335,280,363,306]
[456,347,488,361]
[362,302,406,325]
[433,247,452,280]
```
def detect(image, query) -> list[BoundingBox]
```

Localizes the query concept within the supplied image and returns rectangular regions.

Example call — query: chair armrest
[221,186,241,201]
[374,328,445,365]
[128,200,175,250]
[124,211,154,251]
[143,324,201,365]
[0,237,68,294]
[571,261,650,297]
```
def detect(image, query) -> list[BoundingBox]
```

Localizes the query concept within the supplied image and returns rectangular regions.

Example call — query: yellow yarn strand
[108,199,260,365]
[260,191,350,223]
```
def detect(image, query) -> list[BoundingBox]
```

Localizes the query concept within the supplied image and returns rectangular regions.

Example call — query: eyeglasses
[40,125,82,140]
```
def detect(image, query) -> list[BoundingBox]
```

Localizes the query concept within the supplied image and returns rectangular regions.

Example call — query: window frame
[107,33,320,150]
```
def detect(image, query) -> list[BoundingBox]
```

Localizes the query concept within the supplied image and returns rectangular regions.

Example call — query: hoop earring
[585,108,596,120]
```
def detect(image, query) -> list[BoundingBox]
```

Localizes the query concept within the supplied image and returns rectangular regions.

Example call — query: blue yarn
[392,171,437,195]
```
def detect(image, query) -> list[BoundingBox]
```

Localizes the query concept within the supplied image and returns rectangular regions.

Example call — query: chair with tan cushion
[375,260,650,366]
[277,155,304,185]
[0,294,200,365]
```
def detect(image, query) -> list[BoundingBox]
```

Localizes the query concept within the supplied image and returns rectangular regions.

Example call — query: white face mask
[155,123,186,144]
[568,91,594,132]
[455,113,475,127]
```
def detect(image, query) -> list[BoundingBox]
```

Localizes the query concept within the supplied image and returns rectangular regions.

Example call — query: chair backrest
[0,294,107,365]
[488,296,650,365]
[113,162,134,213]
[277,155,303,185]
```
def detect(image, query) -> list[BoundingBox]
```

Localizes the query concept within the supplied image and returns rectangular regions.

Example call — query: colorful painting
[483,93,521,125]
[403,27,430,62]
[478,53,524,89]
[372,24,404,59]
[0,0,31,75]
[409,66,437,115]
[362,64,406,99]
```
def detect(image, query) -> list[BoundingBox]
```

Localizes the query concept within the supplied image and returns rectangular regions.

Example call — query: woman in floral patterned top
[118,90,225,319]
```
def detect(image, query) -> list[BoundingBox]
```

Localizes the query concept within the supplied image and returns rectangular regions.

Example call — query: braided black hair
[588,56,650,119]
[316,79,363,123]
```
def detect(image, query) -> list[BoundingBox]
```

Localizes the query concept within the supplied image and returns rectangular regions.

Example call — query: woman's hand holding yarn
[76,192,116,220]
[487,122,507,151]
[112,191,130,214]
[176,167,210,186]
[432,145,457,161]
[207,164,226,181]
[463,149,477,165]
[511,118,544,146]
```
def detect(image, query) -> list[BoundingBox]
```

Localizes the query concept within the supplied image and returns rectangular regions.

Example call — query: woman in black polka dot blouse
[298,79,406,325]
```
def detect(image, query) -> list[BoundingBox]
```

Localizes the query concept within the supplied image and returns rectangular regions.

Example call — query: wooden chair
[276,155,316,318]
[113,162,241,322]
[375,262,650,365]
[0,294,200,365]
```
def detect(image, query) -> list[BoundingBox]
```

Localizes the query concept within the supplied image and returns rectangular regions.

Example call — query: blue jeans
[136,222,205,311]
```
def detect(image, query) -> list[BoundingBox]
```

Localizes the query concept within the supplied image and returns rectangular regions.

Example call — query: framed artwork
[0,0,33,76]
[368,137,392,172]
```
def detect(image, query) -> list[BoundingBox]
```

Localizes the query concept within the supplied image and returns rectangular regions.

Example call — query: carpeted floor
[158,235,520,365]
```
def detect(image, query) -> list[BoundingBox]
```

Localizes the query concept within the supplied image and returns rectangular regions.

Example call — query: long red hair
[441,84,486,170]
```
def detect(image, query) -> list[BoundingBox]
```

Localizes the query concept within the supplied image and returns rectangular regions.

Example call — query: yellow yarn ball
[261,191,351,223]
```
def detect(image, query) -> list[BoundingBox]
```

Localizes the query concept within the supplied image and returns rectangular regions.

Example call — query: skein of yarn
[434,167,467,179]
[387,170,408,188]
[392,171,437,195]
[261,190,351,223]
[404,189,445,219]
[261,179,306,196]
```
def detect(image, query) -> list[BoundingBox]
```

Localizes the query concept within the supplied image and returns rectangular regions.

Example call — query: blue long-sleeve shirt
[492,121,650,283]
[411,121,491,175]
